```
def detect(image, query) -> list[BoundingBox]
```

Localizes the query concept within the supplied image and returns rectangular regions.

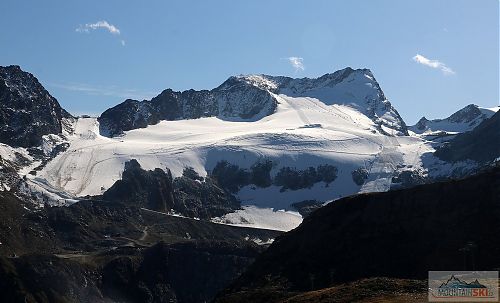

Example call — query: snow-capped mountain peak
[410,104,498,135]
[266,67,408,136]
[99,67,408,137]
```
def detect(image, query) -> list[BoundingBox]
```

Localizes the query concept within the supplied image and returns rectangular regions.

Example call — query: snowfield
[27,72,495,231]
[31,92,434,231]
[211,206,303,232]
[38,94,391,197]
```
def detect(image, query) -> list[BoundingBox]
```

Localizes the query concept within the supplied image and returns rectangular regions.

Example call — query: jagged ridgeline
[98,67,408,137]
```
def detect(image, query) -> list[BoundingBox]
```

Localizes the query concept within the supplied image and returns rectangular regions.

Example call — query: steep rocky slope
[0,65,72,147]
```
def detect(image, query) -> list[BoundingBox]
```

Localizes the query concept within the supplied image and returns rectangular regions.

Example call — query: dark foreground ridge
[215,165,500,303]
[0,193,281,303]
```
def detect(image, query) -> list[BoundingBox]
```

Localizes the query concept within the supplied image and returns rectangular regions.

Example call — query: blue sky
[0,0,498,124]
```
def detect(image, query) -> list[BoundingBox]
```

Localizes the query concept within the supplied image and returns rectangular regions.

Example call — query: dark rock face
[209,160,339,194]
[215,76,277,120]
[211,160,251,193]
[435,111,500,163]
[391,169,428,189]
[97,99,153,137]
[98,78,277,137]
[103,159,175,212]
[351,167,369,186]
[215,167,500,302]
[414,117,429,131]
[173,176,239,219]
[447,104,486,123]
[273,165,338,191]
[0,65,72,147]
[102,160,240,219]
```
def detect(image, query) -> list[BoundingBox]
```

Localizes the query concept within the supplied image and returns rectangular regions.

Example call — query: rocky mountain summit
[99,67,408,136]
[0,65,72,147]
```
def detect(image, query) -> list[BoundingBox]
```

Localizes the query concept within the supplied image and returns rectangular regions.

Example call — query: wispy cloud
[286,57,305,72]
[76,20,121,35]
[76,20,125,45]
[412,54,455,75]
[49,82,156,100]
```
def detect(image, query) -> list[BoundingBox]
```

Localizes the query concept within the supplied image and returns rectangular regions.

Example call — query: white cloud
[76,20,121,35]
[287,57,305,72]
[412,54,455,75]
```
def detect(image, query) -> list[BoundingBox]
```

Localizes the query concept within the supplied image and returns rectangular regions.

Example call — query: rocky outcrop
[215,166,500,303]
[0,65,72,147]
[103,159,175,212]
[173,176,239,219]
[102,160,240,219]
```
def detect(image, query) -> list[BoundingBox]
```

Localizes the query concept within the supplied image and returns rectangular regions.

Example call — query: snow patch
[212,206,302,232]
